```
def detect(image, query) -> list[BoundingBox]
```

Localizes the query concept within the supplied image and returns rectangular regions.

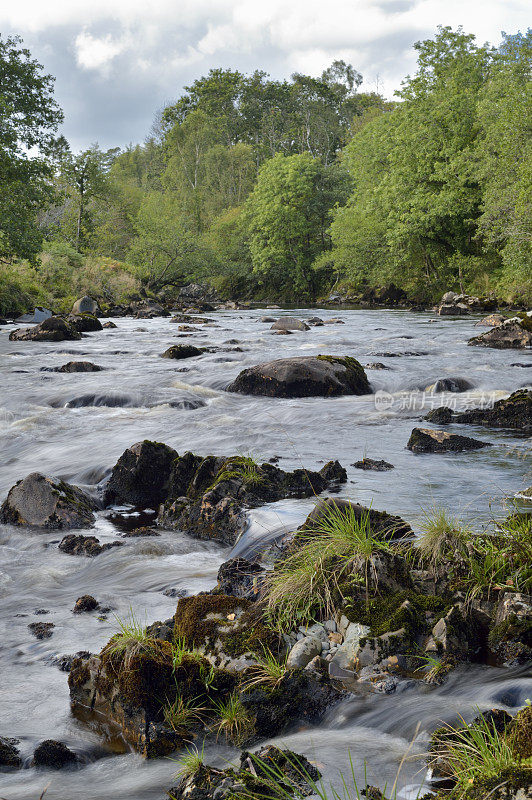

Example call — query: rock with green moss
[0,737,22,770]
[65,312,103,332]
[226,355,371,397]
[468,317,532,349]
[425,390,532,431]
[9,315,82,342]
[104,440,178,507]
[489,592,532,665]
[0,473,97,529]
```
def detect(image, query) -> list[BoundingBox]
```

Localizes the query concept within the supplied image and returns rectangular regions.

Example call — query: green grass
[242,647,289,690]
[432,714,517,799]
[171,637,204,671]
[211,692,255,746]
[163,694,206,732]
[265,501,390,631]
[416,508,470,568]
[171,743,205,779]
[102,608,157,669]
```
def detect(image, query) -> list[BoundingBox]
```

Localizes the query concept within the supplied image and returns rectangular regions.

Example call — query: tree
[0,34,63,261]
[244,153,351,296]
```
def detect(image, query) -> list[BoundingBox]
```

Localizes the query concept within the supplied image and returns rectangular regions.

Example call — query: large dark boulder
[270,317,310,331]
[407,428,491,453]
[216,557,265,599]
[65,313,103,332]
[161,344,203,359]
[0,737,22,769]
[9,316,81,342]
[468,319,532,349]
[0,473,96,529]
[52,361,103,373]
[424,390,532,431]
[32,740,78,769]
[227,356,371,398]
[104,440,178,507]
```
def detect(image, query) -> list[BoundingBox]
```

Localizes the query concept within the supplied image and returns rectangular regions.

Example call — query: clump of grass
[171,637,204,671]
[212,692,255,746]
[242,647,288,690]
[432,713,516,798]
[416,508,470,568]
[265,501,390,631]
[101,608,158,669]
[171,743,205,779]
[163,694,206,732]
[214,455,264,488]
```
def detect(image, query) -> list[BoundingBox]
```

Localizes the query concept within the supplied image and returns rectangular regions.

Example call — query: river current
[0,308,530,799]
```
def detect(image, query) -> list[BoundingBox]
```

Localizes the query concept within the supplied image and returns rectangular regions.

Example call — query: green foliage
[163,694,206,732]
[0,34,63,261]
[172,744,205,779]
[242,648,289,690]
[211,692,255,746]
[416,508,471,568]
[0,261,48,315]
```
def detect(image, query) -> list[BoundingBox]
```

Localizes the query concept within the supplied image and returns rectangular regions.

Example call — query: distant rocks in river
[102,320,117,328]
[468,315,532,349]
[28,621,55,639]
[15,306,52,324]
[0,473,96,529]
[407,427,491,453]
[475,313,507,327]
[437,291,497,316]
[9,316,81,342]
[425,389,531,431]
[226,355,371,398]
[161,344,204,359]
[270,316,310,331]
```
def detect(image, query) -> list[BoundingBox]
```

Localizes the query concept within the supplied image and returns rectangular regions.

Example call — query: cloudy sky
[1,0,529,151]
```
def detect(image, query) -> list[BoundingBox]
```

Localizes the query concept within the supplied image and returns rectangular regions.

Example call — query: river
[0,308,530,799]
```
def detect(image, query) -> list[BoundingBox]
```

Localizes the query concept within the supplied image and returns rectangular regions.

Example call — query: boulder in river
[32,740,78,769]
[0,473,96,529]
[160,344,203,359]
[9,316,81,342]
[425,377,473,393]
[270,316,310,331]
[216,557,265,599]
[73,595,99,613]
[226,355,371,398]
[104,440,178,507]
[28,621,55,639]
[301,497,412,541]
[468,318,532,349]
[72,296,98,315]
[407,427,490,453]
[352,458,394,471]
[65,313,103,333]
[475,313,507,327]
[0,737,22,769]
[53,361,103,373]
[424,389,532,431]
[59,534,123,557]
[102,320,117,328]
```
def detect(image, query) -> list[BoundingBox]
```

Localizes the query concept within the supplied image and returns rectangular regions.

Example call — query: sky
[1,0,530,151]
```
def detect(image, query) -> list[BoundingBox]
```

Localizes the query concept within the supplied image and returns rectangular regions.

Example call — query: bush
[0,261,49,315]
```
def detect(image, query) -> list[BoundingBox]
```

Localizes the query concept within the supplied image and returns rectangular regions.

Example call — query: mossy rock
[509,705,532,760]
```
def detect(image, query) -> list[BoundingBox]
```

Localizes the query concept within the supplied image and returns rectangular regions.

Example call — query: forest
[1,25,531,314]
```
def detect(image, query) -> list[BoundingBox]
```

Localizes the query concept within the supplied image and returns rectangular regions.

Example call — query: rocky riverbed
[0,306,530,799]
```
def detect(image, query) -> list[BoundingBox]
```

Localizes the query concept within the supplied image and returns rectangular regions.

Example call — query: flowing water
[0,308,531,799]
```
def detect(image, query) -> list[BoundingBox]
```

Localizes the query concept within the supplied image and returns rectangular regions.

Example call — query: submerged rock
[160,344,203,359]
[104,440,178,507]
[227,355,371,398]
[59,534,122,557]
[0,737,22,769]
[407,428,490,453]
[9,316,81,342]
[424,389,532,431]
[425,377,473,393]
[28,621,55,639]
[352,458,394,471]
[73,595,99,614]
[102,320,117,328]
[0,473,96,529]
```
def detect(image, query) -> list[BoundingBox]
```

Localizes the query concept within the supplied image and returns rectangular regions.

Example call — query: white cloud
[75,31,126,71]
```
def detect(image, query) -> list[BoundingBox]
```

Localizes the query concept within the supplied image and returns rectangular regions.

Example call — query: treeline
[1,26,531,313]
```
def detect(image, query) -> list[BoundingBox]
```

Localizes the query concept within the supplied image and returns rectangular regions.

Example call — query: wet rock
[425,377,473,393]
[123,526,160,537]
[0,737,22,769]
[0,317,7,325]
[103,320,117,328]
[161,344,203,359]
[271,316,310,331]
[424,390,532,431]
[59,534,122,557]
[159,453,347,545]
[66,313,103,333]
[489,592,532,665]
[72,296,98,315]
[63,393,131,408]
[407,427,490,453]
[49,651,91,672]
[32,740,78,769]
[438,303,469,316]
[9,316,82,342]
[227,355,371,398]
[28,621,54,639]
[260,316,276,322]
[0,473,96,529]
[133,300,170,318]
[475,313,507,327]
[352,458,394,471]
[216,557,265,599]
[104,440,178,507]
[365,362,392,370]
[53,361,103,372]
[73,595,99,613]
[468,319,532,349]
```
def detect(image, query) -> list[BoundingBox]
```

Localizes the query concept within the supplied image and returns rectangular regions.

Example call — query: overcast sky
[1,0,529,151]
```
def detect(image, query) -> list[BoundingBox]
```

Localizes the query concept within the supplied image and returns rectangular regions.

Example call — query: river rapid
[0,308,531,799]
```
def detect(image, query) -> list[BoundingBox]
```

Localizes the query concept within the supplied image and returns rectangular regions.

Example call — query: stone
[59,534,122,557]
[65,313,103,333]
[15,306,53,323]
[160,344,203,359]
[32,740,78,769]
[425,377,473,393]
[53,361,103,373]
[260,316,276,322]
[0,737,22,769]
[270,316,310,331]
[72,296,98,315]
[73,595,99,613]
[407,427,490,453]
[303,497,412,541]
[468,320,532,349]
[9,316,81,342]
[104,440,178,507]
[438,303,468,316]
[103,320,117,328]
[330,622,371,670]
[216,557,264,599]
[489,592,532,664]
[475,313,506,327]
[0,473,96,529]
[352,458,394,471]
[424,390,531,431]
[28,621,54,639]
[287,636,322,668]
[226,355,371,398]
